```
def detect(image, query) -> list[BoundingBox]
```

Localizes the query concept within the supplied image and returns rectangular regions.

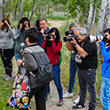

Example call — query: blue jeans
[14,52,21,73]
[68,58,77,93]
[78,69,96,108]
[100,76,110,110]
[46,64,63,99]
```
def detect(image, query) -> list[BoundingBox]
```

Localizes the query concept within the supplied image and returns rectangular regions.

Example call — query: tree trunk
[38,5,43,19]
[75,6,79,24]
[86,0,96,35]
[18,0,24,20]
[27,0,30,17]
[3,0,7,17]
[97,0,107,34]
[0,0,3,21]
[30,1,37,21]
[14,4,17,20]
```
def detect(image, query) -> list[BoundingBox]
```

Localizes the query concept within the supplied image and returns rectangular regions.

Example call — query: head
[104,28,110,40]
[39,18,48,31]
[25,28,38,45]
[1,17,10,28]
[48,27,60,44]
[18,17,30,30]
[69,22,78,30]
[74,28,87,43]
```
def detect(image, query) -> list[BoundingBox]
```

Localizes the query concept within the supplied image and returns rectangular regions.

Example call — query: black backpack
[26,49,54,84]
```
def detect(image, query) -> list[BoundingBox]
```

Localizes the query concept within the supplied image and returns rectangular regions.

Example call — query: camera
[22,23,26,28]
[65,29,74,36]
[88,34,107,43]
[46,34,54,41]
[3,22,7,26]
[63,35,77,42]
[37,27,41,31]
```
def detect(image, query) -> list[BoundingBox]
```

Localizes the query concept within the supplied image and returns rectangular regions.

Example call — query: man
[66,27,98,110]
[97,28,110,110]
[63,23,80,104]
[37,18,49,46]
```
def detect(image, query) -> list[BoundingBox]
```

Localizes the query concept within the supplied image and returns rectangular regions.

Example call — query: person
[14,17,30,72]
[17,28,48,110]
[66,27,98,110]
[37,18,49,46]
[0,17,15,80]
[97,28,110,110]
[63,23,80,104]
[41,27,63,106]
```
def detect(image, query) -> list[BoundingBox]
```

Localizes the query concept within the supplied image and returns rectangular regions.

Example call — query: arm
[8,27,15,38]
[66,41,74,51]
[99,41,110,61]
[52,40,62,53]
[14,29,21,40]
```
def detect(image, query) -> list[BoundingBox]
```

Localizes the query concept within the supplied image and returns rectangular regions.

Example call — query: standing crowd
[0,16,110,110]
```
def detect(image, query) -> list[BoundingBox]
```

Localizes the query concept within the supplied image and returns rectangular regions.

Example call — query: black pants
[0,49,14,77]
[29,83,48,110]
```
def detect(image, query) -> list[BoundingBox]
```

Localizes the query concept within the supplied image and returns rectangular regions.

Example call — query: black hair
[25,28,38,43]
[104,28,110,34]
[39,18,47,23]
[18,17,30,32]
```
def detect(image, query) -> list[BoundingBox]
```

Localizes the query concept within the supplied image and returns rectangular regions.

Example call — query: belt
[83,68,95,71]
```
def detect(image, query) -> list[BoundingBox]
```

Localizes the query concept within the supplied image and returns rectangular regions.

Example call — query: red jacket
[41,40,62,65]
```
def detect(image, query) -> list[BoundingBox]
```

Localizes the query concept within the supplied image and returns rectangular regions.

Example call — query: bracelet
[73,43,78,47]
[21,61,24,67]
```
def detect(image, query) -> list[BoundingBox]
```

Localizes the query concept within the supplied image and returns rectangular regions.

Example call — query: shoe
[57,99,63,106]
[72,102,85,109]
[63,91,73,98]
[1,74,8,78]
[73,95,80,104]
[4,75,11,81]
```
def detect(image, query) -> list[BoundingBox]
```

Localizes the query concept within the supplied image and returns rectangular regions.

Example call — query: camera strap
[81,36,88,47]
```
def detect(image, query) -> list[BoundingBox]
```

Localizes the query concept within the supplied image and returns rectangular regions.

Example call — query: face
[105,32,110,40]
[71,27,76,30]
[74,30,86,43]
[24,21,29,29]
[39,20,48,31]
[51,32,56,40]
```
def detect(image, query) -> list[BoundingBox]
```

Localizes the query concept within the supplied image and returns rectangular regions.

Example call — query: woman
[14,17,30,73]
[41,27,63,106]
[17,28,48,110]
[0,17,15,80]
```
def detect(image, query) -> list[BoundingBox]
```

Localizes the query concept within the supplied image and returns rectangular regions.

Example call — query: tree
[0,0,3,21]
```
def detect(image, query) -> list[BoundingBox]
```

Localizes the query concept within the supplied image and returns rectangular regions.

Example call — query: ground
[12,20,100,110]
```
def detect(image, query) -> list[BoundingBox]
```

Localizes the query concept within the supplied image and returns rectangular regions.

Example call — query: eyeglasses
[39,23,47,26]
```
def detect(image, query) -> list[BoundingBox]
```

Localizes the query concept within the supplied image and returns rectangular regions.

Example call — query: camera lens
[3,22,7,26]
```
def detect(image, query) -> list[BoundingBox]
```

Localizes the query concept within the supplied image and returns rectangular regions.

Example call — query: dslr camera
[22,23,26,29]
[88,34,107,43]
[63,29,77,42]
[46,33,54,41]
[3,22,7,26]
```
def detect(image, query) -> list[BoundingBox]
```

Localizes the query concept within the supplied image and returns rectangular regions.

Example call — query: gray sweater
[0,27,15,49]
[23,44,46,88]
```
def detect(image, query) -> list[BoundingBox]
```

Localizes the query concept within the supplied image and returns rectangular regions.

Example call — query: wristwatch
[21,61,24,67]
[73,43,78,47]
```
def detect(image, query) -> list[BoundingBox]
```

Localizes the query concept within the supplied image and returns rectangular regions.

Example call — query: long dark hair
[18,17,30,32]
[45,27,60,51]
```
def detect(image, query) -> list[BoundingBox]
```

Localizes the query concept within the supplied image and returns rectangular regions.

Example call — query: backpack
[26,49,54,84]
[7,73,31,110]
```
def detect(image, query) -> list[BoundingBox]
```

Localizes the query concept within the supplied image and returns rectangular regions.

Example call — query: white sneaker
[63,91,73,98]
[73,95,80,104]
[4,75,11,81]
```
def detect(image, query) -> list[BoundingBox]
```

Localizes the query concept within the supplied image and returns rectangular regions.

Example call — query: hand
[70,38,77,45]
[19,23,23,29]
[49,36,54,41]
[20,49,23,55]
[17,59,23,66]
[0,22,3,28]
[40,29,44,36]
[5,20,10,28]
[96,38,101,43]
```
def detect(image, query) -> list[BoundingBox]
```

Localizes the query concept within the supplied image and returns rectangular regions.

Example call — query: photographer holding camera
[63,23,80,104]
[96,28,110,110]
[41,27,63,106]
[66,27,98,110]
[0,17,15,80]
[14,17,30,73]
[37,18,49,46]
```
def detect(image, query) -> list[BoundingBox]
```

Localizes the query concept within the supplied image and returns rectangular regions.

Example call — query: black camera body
[63,35,77,42]
[37,27,41,31]
[22,23,26,29]
[46,34,54,41]
[3,22,7,26]
[65,29,74,36]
